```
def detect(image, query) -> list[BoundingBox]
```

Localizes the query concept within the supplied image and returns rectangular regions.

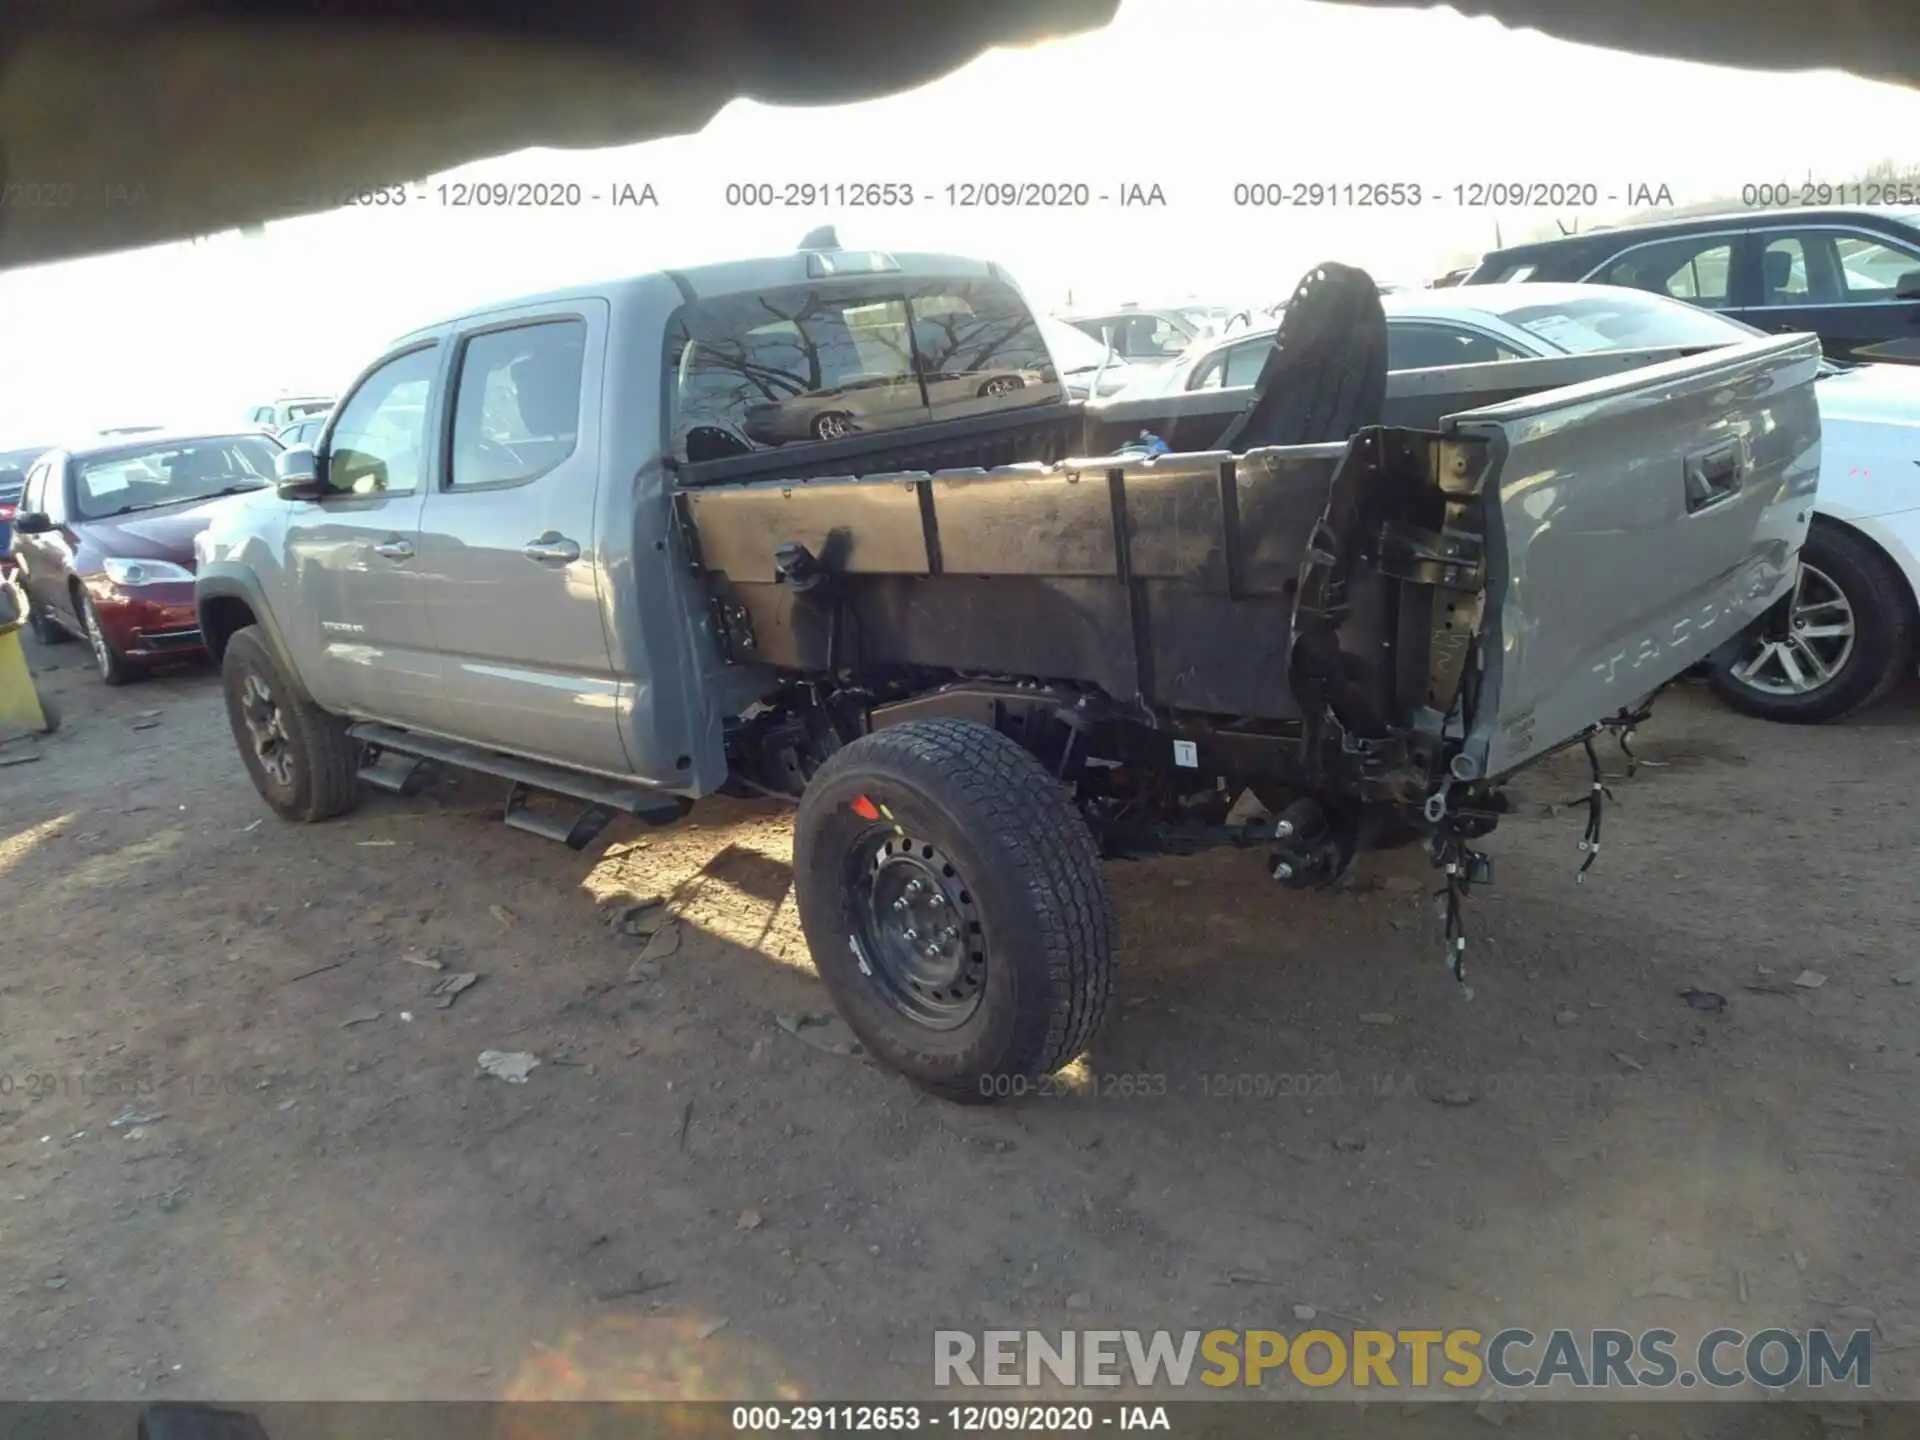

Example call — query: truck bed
[682,337,1823,782]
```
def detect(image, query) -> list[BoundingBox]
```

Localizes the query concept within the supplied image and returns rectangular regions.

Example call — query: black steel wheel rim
[847,828,985,1030]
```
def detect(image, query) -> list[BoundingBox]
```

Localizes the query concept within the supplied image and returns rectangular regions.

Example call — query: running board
[358,751,437,796]
[348,723,689,846]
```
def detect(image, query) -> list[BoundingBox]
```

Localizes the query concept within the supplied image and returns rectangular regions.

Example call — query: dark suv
[1463,206,1920,364]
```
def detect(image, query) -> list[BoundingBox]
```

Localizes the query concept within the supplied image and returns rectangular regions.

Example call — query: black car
[1463,206,1920,364]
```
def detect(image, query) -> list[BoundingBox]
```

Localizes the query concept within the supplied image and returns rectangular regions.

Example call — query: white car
[1125,282,1920,723]
[246,395,335,433]
[1038,316,1137,399]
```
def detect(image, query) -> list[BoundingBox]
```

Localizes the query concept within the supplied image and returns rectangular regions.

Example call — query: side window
[1068,318,1112,347]
[1221,339,1272,387]
[39,462,68,522]
[1123,314,1189,359]
[1597,236,1734,308]
[326,345,439,496]
[1758,234,1817,302]
[907,280,1060,425]
[1833,232,1920,301]
[1188,354,1226,391]
[449,319,586,487]
[251,407,275,425]
[1387,324,1523,371]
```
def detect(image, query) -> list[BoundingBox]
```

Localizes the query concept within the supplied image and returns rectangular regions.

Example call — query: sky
[3,0,1919,442]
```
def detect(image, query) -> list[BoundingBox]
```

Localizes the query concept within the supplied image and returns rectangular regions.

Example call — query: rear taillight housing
[0,503,16,522]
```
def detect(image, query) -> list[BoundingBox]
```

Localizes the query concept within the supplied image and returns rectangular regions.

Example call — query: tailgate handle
[1684,439,1748,514]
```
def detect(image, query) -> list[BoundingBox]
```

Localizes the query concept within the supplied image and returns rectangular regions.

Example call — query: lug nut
[1273,861,1294,881]
[928,893,945,907]
[893,898,908,912]
[904,928,919,941]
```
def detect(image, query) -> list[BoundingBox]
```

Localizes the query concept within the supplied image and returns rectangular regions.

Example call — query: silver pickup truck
[194,240,1822,1102]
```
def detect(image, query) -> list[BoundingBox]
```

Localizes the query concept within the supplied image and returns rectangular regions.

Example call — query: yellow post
[0,580,53,739]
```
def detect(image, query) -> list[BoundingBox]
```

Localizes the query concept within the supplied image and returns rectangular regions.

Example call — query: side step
[504,783,617,851]
[358,751,437,796]
[349,722,689,849]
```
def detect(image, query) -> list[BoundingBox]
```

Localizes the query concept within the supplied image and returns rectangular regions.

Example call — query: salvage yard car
[193,242,1823,1102]
[1141,283,1917,723]
[11,430,281,683]
[1462,205,1920,366]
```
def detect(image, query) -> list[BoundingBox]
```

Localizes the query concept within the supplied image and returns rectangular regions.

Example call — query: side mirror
[1896,269,1920,302]
[11,511,53,536]
[275,444,330,501]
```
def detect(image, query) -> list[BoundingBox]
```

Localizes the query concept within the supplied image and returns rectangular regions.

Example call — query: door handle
[1684,438,1749,515]
[372,537,415,560]
[523,535,581,564]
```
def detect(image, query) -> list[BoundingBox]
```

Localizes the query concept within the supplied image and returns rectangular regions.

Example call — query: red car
[8,431,282,684]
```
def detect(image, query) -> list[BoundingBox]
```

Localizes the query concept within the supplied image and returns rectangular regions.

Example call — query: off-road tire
[1709,519,1915,724]
[220,625,362,822]
[793,719,1117,1103]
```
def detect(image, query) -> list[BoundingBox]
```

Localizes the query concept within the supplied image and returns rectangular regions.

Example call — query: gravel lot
[2,634,1917,1427]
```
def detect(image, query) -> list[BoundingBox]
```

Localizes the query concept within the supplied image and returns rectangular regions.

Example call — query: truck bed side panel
[1457,334,1823,777]
[682,447,1347,720]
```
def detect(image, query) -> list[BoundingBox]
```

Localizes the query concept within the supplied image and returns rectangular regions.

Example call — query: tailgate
[1451,333,1823,779]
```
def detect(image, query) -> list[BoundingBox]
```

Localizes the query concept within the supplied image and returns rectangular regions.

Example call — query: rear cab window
[666,276,1059,463]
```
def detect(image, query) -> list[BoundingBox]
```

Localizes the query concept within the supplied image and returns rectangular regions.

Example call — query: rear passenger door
[1742,225,1920,363]
[413,304,630,774]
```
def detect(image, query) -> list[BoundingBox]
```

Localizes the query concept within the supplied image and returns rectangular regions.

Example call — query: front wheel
[25,590,71,646]
[1709,521,1915,723]
[79,592,134,685]
[220,626,363,822]
[793,719,1117,1103]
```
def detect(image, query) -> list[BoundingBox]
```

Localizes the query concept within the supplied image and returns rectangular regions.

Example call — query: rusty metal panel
[684,474,931,578]
[1116,452,1234,585]
[930,465,1118,577]
[1234,445,1344,596]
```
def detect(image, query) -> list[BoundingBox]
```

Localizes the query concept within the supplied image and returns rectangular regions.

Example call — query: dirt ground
[2,631,1918,1418]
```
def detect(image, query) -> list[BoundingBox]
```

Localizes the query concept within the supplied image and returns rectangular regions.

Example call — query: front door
[11,458,79,631]
[412,305,632,775]
[282,341,447,727]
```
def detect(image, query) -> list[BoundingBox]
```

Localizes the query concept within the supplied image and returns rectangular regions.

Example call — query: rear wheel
[1709,520,1915,723]
[793,719,1116,1103]
[812,411,855,441]
[220,626,362,822]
